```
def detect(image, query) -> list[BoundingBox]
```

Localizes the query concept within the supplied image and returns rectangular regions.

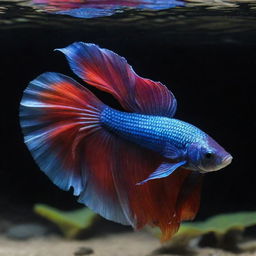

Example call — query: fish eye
[205,152,213,159]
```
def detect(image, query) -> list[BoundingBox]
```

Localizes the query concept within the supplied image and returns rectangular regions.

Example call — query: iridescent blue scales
[101,107,207,153]
[19,42,232,241]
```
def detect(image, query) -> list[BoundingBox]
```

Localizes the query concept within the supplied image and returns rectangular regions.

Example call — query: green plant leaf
[147,211,256,248]
[179,211,256,235]
[34,204,98,238]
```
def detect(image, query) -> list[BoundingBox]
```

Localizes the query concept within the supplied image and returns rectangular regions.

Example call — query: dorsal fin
[57,42,177,117]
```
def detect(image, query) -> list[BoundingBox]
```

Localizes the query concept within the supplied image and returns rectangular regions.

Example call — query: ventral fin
[57,42,177,117]
[137,161,186,185]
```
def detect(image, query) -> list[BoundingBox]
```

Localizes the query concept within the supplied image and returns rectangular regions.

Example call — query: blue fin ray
[137,161,186,185]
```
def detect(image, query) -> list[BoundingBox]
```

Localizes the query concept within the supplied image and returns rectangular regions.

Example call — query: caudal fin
[20,72,131,225]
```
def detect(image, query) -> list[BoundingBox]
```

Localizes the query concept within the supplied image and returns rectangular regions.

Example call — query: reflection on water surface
[1,0,256,44]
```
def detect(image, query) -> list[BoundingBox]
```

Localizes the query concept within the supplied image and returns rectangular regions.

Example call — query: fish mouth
[212,154,233,171]
[222,155,233,167]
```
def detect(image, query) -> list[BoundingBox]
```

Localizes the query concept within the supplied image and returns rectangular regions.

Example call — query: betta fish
[19,42,232,241]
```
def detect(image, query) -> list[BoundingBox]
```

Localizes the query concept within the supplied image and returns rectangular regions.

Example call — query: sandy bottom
[0,231,256,256]
[0,231,157,256]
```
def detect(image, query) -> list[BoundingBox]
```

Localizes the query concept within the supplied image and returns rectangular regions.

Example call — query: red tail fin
[20,72,132,225]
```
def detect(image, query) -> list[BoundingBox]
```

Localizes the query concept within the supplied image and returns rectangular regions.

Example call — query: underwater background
[0,0,256,255]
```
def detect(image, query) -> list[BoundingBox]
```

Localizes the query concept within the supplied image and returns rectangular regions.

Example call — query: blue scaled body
[101,105,231,183]
[101,106,207,161]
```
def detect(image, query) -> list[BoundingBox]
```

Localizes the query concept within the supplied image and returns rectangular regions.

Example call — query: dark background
[0,9,255,224]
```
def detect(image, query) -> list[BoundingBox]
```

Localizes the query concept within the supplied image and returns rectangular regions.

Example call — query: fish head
[187,136,232,173]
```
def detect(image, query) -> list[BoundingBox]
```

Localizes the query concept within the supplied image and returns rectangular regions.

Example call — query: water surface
[1,0,256,46]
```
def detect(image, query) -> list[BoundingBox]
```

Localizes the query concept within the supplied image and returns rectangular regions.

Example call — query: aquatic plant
[34,204,98,238]
[34,203,256,248]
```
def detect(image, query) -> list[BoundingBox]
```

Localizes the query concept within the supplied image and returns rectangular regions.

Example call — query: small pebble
[74,247,94,255]
[6,223,48,240]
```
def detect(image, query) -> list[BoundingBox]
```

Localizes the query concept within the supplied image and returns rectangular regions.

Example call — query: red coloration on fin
[77,130,136,225]
[58,42,177,117]
[36,77,104,172]
[176,171,203,222]
[20,73,132,225]
[112,142,202,241]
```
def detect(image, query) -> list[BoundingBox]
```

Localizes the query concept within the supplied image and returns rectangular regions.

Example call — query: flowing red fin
[19,72,130,225]
[112,142,197,241]
[77,133,165,227]
[176,171,203,221]
[77,131,135,225]
[58,42,177,117]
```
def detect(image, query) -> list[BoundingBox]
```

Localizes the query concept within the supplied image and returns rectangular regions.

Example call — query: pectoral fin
[137,161,186,185]
[163,142,184,159]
